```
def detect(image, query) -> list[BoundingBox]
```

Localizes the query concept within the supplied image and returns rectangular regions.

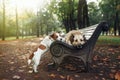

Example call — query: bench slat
[79,24,98,40]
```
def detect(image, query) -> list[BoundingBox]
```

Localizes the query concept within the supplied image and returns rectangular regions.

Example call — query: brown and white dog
[27,32,62,73]
[65,30,86,46]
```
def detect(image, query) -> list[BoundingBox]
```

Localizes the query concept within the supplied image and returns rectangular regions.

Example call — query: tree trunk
[77,0,83,29]
[2,0,6,40]
[114,0,119,36]
[118,13,120,35]
[16,5,19,39]
[62,0,76,32]
[69,0,76,30]
[36,12,40,37]
[77,0,89,29]
[36,24,39,37]
[85,0,90,27]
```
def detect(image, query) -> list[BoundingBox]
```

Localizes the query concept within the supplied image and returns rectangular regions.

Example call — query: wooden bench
[49,21,109,72]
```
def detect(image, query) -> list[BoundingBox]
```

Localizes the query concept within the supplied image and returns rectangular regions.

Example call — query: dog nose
[60,38,62,41]
[75,40,78,42]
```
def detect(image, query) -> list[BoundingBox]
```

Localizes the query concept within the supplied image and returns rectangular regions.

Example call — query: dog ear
[50,32,59,40]
[70,34,74,43]
[50,33,55,38]
[83,35,87,42]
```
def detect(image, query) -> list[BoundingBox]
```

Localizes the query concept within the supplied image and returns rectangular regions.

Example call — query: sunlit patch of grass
[1,35,120,45]
[97,36,120,45]
[0,36,36,41]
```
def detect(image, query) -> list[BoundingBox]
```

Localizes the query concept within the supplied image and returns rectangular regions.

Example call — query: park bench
[49,21,109,72]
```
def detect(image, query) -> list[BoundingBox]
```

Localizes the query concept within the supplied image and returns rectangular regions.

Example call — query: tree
[77,0,89,29]
[58,0,76,32]
[15,5,19,39]
[99,0,120,36]
[117,3,120,35]
[49,0,89,32]
[2,0,6,40]
[88,2,101,25]
[115,0,120,36]
[0,11,2,38]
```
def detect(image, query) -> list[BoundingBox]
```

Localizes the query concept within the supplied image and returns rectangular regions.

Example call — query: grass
[97,35,120,45]
[0,35,120,45]
[0,36,36,41]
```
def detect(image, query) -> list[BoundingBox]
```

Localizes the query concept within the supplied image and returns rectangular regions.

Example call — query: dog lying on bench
[27,32,63,73]
[65,30,86,46]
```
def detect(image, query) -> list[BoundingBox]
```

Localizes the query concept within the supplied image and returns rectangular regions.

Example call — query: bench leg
[47,56,64,71]
[47,62,59,70]
[85,62,89,72]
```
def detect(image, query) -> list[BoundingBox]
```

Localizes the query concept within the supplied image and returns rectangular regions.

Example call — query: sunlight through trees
[0,0,120,40]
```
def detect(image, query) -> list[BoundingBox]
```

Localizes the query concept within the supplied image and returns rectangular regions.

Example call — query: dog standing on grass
[27,32,62,73]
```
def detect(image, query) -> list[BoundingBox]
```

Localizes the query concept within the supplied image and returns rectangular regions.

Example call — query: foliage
[0,0,120,40]
[49,0,89,32]
[88,2,102,25]
[0,0,64,40]
[99,0,120,35]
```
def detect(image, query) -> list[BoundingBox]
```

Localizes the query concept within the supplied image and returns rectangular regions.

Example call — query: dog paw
[33,70,38,73]
[27,59,31,65]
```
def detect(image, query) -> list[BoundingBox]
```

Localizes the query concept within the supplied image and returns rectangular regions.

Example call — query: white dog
[27,32,62,73]
[65,30,86,46]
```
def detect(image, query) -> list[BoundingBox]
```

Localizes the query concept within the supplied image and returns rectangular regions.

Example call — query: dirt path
[0,38,120,80]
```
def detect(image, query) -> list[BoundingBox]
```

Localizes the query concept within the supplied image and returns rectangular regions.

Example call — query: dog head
[50,32,63,41]
[70,32,86,46]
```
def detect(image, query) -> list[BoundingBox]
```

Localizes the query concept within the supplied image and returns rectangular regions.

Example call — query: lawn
[0,36,36,41]
[97,36,120,45]
[0,35,120,45]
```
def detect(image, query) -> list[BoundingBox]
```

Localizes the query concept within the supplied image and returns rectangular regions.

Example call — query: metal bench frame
[49,22,109,72]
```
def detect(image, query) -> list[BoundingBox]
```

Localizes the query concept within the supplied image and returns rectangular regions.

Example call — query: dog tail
[27,53,34,65]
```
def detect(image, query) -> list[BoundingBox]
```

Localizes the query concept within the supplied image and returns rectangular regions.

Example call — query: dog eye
[80,39,83,41]
[75,40,78,42]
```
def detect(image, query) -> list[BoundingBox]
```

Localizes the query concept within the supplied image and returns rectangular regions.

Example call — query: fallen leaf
[28,70,33,73]
[99,73,103,76]
[13,75,21,79]
[95,76,99,79]
[93,55,98,61]
[102,77,105,80]
[111,69,116,73]
[10,67,15,71]
[65,64,76,70]
[34,75,39,78]
[66,75,74,80]
[18,69,24,72]
[108,48,114,52]
[117,56,120,60]
[60,75,65,79]
[97,63,103,66]
[74,74,80,77]
[102,57,108,61]
[92,65,97,68]
[109,73,114,79]
[49,73,56,78]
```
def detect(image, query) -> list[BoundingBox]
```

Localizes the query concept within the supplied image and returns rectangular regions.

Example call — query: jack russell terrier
[28,32,62,73]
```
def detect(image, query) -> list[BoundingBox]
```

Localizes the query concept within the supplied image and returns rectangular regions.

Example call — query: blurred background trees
[0,0,120,40]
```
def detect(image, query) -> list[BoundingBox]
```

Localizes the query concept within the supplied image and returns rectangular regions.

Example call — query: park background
[0,0,120,80]
[0,0,120,40]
